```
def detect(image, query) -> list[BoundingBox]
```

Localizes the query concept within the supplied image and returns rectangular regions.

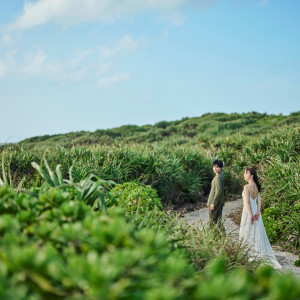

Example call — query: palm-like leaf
[31,156,66,191]
[31,156,116,211]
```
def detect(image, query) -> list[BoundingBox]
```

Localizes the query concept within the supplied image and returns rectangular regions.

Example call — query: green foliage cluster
[0,185,196,299]
[194,258,300,299]
[0,164,300,299]
[107,181,163,214]
[0,144,212,205]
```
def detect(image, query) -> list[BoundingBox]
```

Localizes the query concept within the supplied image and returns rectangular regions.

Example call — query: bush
[107,181,163,213]
[0,185,195,299]
[192,258,300,300]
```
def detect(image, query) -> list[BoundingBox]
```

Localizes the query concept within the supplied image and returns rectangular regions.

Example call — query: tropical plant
[107,181,162,214]
[30,156,116,211]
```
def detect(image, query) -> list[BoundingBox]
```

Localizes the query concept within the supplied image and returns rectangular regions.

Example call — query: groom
[207,160,225,232]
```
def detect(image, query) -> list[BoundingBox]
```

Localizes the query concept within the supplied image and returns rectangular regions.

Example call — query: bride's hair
[245,167,261,192]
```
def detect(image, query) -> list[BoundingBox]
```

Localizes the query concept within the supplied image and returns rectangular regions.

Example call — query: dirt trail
[183,198,300,277]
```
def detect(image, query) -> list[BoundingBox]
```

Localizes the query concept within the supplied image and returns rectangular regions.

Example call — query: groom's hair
[212,160,223,169]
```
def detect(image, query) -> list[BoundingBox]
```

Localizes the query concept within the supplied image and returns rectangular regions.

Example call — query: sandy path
[183,198,300,276]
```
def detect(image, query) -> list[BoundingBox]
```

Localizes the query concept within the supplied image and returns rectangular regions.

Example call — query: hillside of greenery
[19,111,300,146]
[0,111,299,298]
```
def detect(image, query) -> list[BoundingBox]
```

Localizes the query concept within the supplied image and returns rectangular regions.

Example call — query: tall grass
[0,143,214,206]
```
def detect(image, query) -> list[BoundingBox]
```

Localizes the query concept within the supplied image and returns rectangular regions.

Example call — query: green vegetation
[17,111,300,146]
[0,144,212,205]
[107,181,163,213]
[0,111,299,298]
[0,160,299,299]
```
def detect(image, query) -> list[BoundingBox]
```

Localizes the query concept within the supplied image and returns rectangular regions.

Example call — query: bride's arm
[254,193,261,220]
[244,185,254,224]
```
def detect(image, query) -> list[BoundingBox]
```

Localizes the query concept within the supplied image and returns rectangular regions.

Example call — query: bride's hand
[250,215,254,224]
[254,213,260,220]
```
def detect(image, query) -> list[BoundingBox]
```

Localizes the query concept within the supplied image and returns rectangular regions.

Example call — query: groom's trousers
[209,204,225,233]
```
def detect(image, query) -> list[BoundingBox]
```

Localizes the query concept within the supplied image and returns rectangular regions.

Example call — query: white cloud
[98,35,146,60]
[0,47,87,83]
[21,47,89,83]
[0,49,17,78]
[95,62,111,77]
[116,35,145,51]
[0,35,143,87]
[66,49,95,67]
[2,34,12,44]
[159,12,186,26]
[8,0,217,30]
[96,72,129,88]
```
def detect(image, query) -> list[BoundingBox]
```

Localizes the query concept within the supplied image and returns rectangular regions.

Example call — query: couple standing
[207,160,282,270]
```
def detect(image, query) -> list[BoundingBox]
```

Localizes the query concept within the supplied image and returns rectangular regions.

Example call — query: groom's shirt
[207,172,225,207]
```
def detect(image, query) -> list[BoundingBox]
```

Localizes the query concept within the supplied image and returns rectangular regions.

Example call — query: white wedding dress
[239,191,282,270]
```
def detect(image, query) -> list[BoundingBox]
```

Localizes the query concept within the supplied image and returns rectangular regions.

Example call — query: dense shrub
[107,181,163,213]
[0,144,211,206]
[0,185,196,299]
[1,181,299,299]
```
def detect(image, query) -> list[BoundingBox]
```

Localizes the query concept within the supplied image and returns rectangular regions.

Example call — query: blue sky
[0,0,299,143]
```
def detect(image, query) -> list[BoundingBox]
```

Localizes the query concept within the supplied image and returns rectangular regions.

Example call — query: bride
[239,167,282,270]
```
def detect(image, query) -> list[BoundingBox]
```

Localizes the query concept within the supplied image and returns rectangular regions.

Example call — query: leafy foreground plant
[1,184,300,300]
[192,257,300,300]
[0,186,300,300]
[1,158,300,299]
[30,156,116,211]
[0,144,212,206]
[0,184,196,300]
[107,181,163,214]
